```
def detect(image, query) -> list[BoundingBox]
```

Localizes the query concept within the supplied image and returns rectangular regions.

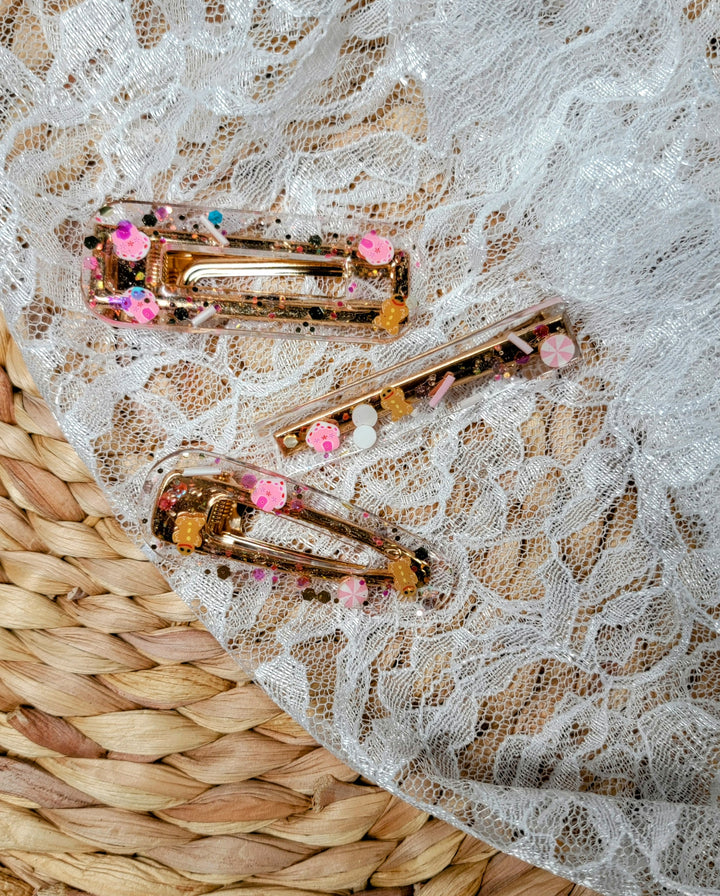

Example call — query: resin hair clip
[144,451,454,611]
[81,200,411,342]
[261,299,580,460]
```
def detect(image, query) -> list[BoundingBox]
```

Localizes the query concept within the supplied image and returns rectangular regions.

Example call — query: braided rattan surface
[0,314,601,896]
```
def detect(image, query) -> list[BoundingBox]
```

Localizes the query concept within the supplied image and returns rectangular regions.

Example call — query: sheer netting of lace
[1,2,719,894]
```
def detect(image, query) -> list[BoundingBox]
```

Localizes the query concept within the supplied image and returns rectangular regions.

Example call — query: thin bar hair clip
[145,450,455,613]
[260,299,581,461]
[81,200,411,342]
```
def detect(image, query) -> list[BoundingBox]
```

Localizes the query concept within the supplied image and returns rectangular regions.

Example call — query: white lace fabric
[2,2,720,894]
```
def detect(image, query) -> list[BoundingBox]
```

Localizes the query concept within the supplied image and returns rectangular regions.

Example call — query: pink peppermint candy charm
[112,221,151,261]
[251,477,287,511]
[337,576,368,608]
[305,420,341,454]
[539,333,576,368]
[357,230,394,266]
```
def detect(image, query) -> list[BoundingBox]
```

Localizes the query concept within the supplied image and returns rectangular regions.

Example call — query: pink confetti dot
[158,492,177,511]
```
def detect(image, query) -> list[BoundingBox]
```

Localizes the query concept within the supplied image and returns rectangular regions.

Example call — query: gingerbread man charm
[380,385,414,421]
[172,512,206,555]
[388,556,419,598]
[373,296,408,336]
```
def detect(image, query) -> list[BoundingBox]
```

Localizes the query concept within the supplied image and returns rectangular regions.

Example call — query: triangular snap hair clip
[260,298,581,463]
[143,450,455,614]
[82,200,411,342]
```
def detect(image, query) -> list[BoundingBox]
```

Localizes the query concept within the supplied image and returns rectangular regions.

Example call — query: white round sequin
[352,404,378,427]
[352,425,377,449]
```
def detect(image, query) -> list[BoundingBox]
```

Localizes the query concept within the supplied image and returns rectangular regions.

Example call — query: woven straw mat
[0,314,602,896]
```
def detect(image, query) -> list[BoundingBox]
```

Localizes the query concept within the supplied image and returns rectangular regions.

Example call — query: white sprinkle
[458,393,485,410]
[191,305,217,327]
[181,466,218,477]
[196,215,229,246]
[507,331,534,354]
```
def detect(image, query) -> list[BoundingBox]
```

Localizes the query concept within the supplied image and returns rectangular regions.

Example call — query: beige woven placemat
[0,313,602,896]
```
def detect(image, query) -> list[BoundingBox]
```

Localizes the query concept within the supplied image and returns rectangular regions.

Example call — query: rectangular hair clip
[82,200,411,342]
[144,451,455,613]
[261,298,581,461]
